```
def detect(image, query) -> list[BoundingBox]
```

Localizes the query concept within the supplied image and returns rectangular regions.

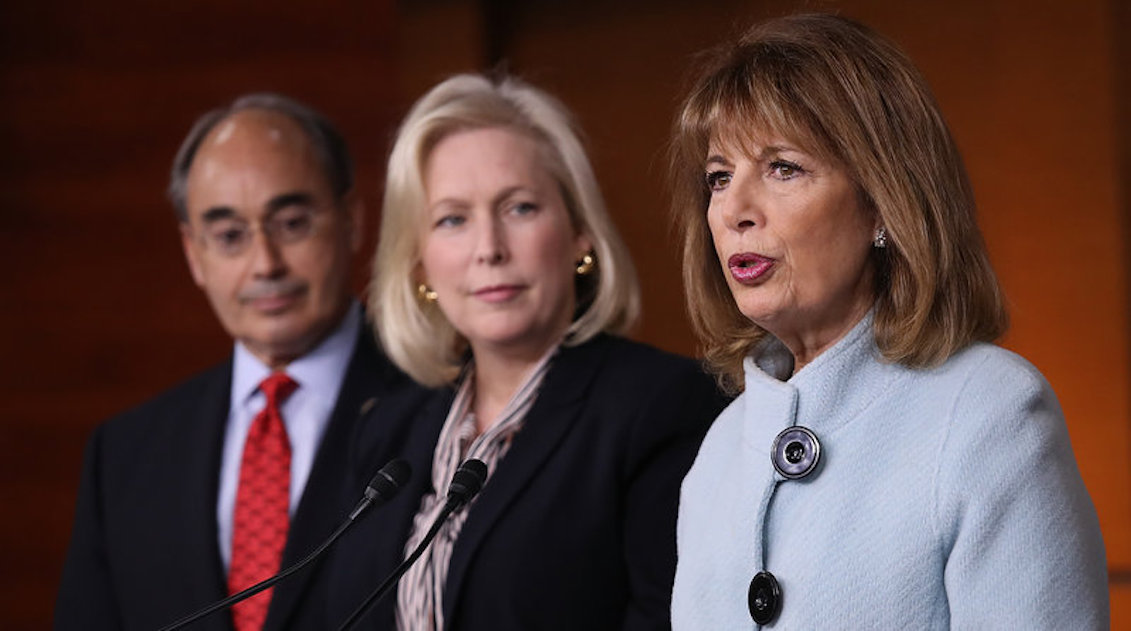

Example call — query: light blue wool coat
[672,314,1108,629]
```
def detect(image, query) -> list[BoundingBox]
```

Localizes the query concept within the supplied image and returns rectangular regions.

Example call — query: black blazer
[326,335,730,630]
[54,329,432,631]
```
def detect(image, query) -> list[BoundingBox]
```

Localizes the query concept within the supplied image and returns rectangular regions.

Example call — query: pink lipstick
[728,253,775,285]
[474,284,524,303]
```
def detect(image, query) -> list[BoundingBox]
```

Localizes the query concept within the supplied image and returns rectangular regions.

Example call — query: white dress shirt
[216,301,361,569]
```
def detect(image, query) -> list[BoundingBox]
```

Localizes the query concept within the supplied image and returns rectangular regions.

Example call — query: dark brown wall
[4,0,1128,627]
[401,0,1131,623]
[0,2,397,627]
[1113,0,1131,613]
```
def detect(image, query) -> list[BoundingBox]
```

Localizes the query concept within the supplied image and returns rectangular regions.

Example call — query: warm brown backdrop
[3,1,1127,628]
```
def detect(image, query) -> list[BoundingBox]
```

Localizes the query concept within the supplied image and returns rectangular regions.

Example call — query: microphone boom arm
[334,458,487,631]
[156,459,410,631]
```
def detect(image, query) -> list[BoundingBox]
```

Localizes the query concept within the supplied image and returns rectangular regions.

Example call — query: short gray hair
[167,93,355,222]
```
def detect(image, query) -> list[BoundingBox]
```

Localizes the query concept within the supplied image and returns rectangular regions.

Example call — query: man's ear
[180,222,207,288]
[344,189,365,253]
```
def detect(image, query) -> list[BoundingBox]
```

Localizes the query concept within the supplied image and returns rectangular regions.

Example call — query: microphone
[349,459,412,520]
[335,458,488,631]
[446,458,488,508]
[157,459,411,631]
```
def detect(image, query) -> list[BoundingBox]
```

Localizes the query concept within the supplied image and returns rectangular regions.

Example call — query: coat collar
[440,334,613,623]
[169,359,234,630]
[740,312,908,455]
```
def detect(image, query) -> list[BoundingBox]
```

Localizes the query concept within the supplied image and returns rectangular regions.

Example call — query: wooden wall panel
[904,1,1131,570]
[0,3,397,628]
[6,0,1127,627]
[1116,582,1131,630]
[483,0,1130,613]
[852,0,1131,577]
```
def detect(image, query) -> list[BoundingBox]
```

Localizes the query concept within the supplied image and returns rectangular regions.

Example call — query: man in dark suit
[55,94,428,631]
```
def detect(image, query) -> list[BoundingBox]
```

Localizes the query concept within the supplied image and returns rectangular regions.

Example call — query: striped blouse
[396,346,557,630]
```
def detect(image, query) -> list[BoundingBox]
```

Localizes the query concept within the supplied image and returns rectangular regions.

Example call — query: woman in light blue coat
[668,13,1108,629]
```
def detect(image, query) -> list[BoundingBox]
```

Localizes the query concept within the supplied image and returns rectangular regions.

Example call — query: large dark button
[747,571,781,624]
[771,426,821,479]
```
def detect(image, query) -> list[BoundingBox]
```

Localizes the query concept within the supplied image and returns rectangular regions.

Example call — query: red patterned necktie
[228,372,298,631]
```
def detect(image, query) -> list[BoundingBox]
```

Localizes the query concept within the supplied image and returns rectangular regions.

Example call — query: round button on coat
[771,426,821,479]
[747,571,781,624]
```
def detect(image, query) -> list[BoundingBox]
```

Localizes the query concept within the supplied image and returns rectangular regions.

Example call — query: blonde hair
[372,73,640,386]
[671,14,1007,393]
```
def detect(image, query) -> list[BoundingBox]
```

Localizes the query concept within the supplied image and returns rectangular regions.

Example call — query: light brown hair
[671,13,1007,393]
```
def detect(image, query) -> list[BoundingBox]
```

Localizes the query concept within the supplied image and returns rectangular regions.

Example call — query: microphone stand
[335,459,487,631]
[157,459,410,631]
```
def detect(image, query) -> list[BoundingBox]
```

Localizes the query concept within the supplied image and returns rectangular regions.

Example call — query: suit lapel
[265,329,389,630]
[170,360,233,630]
[327,385,449,630]
[441,337,612,623]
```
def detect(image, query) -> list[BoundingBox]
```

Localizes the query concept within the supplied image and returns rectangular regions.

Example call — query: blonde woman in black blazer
[326,74,727,630]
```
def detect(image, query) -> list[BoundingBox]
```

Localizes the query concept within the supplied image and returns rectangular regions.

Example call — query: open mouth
[728,253,775,284]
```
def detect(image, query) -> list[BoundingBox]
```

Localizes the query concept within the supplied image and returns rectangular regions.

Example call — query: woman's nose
[720,173,761,231]
[474,215,508,264]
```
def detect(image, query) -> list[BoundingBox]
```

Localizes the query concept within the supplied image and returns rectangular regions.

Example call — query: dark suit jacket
[326,334,730,630]
[55,328,432,631]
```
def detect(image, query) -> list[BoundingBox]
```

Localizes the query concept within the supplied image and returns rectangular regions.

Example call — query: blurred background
[1,0,1127,627]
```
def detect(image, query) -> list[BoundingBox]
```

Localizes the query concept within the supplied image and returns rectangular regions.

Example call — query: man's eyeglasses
[198,206,323,257]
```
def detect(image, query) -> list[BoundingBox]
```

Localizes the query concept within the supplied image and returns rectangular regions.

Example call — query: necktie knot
[259,372,298,408]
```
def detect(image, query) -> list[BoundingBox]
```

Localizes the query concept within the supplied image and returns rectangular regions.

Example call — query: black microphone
[445,459,488,507]
[335,458,488,631]
[157,459,412,631]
